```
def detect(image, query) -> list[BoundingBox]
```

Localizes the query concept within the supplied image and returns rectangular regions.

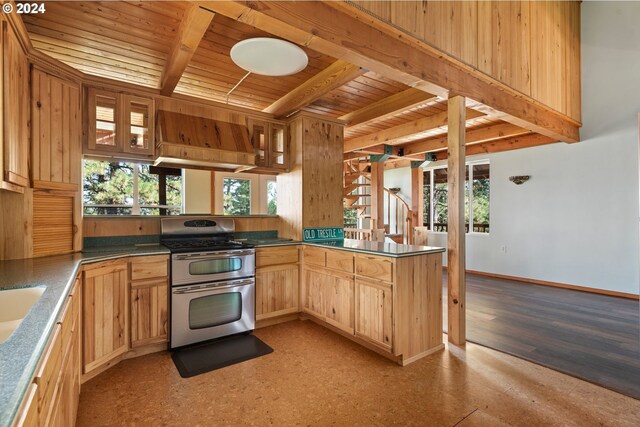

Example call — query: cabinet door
[32,193,79,257]
[130,280,168,347]
[87,89,121,153]
[2,20,29,188]
[31,69,82,188]
[248,118,268,167]
[355,278,393,351]
[302,268,325,319]
[123,95,154,156]
[269,123,288,170]
[82,260,129,374]
[256,264,299,321]
[324,274,354,334]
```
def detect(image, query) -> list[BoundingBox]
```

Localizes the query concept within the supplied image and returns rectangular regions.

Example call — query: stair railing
[343,159,413,244]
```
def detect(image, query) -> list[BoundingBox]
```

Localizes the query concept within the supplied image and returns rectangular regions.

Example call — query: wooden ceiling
[21,1,554,163]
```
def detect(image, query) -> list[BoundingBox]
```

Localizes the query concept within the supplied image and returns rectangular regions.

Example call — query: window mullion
[429,169,434,231]
[468,164,474,234]
[132,164,140,215]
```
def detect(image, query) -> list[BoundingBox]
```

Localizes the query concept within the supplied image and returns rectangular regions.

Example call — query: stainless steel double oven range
[161,217,256,349]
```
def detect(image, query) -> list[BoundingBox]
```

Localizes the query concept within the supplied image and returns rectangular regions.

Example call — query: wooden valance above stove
[154,110,256,172]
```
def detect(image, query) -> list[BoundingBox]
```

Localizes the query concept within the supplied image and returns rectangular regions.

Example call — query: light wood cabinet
[324,272,354,334]
[355,278,393,351]
[1,19,30,192]
[32,193,81,257]
[256,264,299,321]
[31,69,82,190]
[302,268,326,319]
[255,246,300,322]
[355,253,393,283]
[86,89,154,158]
[248,118,289,171]
[129,255,169,348]
[19,276,81,427]
[82,259,129,374]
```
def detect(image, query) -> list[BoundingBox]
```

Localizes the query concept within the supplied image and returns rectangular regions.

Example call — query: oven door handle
[174,251,254,260]
[173,279,254,294]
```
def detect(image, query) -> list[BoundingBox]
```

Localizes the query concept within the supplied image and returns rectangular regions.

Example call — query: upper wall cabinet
[1,19,30,192]
[86,88,155,158]
[31,68,82,190]
[248,118,289,171]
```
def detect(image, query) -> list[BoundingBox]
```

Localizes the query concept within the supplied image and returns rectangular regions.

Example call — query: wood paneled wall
[350,0,581,123]
[83,216,282,238]
[278,114,344,240]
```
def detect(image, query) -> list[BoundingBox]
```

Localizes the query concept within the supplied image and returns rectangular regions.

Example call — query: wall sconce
[389,187,401,194]
[509,175,530,185]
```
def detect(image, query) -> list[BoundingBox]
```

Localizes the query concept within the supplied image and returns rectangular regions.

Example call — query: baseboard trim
[442,266,639,300]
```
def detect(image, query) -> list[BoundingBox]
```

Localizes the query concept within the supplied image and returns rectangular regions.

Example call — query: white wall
[183,169,211,214]
[384,1,640,295]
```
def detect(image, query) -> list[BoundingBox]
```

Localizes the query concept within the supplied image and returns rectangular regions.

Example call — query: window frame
[82,160,183,216]
[213,172,277,215]
[424,160,490,235]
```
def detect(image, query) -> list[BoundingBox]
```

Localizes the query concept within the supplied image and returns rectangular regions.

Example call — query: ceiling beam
[401,123,530,156]
[160,5,214,96]
[339,88,438,127]
[344,109,484,153]
[200,1,580,143]
[263,59,365,118]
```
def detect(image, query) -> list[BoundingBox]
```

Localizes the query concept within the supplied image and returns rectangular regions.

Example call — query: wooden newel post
[447,96,466,345]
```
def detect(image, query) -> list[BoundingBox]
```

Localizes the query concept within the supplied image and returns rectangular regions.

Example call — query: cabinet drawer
[34,324,62,424]
[326,249,354,274]
[355,254,393,283]
[303,247,326,267]
[256,246,299,268]
[131,255,168,281]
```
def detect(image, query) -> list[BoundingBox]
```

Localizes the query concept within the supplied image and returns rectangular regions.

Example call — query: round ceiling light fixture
[230,38,308,76]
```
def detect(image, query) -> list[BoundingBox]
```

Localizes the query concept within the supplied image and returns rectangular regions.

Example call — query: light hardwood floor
[77,321,640,427]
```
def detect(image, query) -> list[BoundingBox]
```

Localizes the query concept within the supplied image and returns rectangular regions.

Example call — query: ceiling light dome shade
[230,38,309,76]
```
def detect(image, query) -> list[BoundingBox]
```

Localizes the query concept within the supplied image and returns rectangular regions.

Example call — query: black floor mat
[171,334,273,378]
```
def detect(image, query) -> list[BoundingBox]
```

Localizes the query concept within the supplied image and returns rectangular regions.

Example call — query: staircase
[343,159,413,244]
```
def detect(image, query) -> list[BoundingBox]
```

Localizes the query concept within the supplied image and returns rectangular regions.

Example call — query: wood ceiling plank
[344,108,484,153]
[263,59,366,118]
[401,122,530,156]
[160,5,215,96]
[22,17,167,60]
[339,88,438,127]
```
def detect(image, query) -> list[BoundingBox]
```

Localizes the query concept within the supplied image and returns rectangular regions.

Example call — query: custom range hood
[154,110,256,172]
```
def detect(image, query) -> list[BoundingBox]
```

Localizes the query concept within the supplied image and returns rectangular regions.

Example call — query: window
[423,162,490,233]
[223,178,251,215]
[267,180,277,215]
[83,160,182,215]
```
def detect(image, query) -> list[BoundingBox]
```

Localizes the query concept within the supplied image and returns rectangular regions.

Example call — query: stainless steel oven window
[188,258,243,275]
[189,292,243,329]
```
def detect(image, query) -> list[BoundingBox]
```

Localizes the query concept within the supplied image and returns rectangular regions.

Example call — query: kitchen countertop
[305,239,445,258]
[0,245,170,427]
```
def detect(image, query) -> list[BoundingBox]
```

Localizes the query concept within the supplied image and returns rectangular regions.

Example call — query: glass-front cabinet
[248,118,288,171]
[87,89,155,157]
[123,95,154,156]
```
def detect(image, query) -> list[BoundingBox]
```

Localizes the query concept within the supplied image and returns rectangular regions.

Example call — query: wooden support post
[370,161,384,230]
[447,96,466,345]
[411,167,424,241]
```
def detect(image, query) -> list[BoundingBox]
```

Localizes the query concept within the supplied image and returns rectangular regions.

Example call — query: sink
[0,287,46,344]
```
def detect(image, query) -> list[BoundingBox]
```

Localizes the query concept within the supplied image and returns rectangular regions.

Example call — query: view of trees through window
[423,163,490,233]
[267,181,277,215]
[83,160,182,215]
[223,178,251,215]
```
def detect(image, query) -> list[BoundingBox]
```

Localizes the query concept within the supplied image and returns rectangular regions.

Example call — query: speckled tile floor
[77,320,640,427]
